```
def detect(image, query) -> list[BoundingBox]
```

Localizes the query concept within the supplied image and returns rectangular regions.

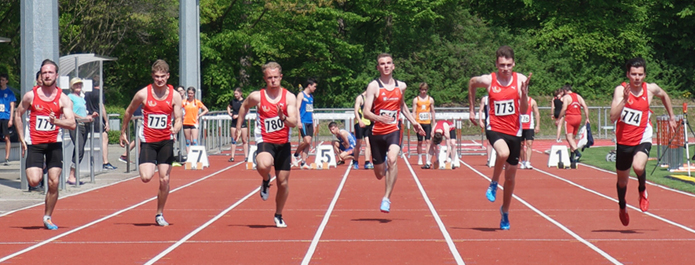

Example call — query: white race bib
[520,114,530,123]
[493,99,515,116]
[379,110,398,124]
[305,104,314,112]
[419,112,431,121]
[0,105,5,112]
[621,107,642,127]
[146,114,168,129]
[35,115,56,131]
[264,116,285,133]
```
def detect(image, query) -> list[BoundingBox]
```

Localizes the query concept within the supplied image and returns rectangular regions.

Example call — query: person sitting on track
[422,120,457,169]
[328,122,356,165]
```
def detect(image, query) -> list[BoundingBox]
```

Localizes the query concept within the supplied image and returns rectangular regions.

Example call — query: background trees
[0,0,693,109]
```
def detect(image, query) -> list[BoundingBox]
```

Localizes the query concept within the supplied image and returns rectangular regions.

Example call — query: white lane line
[533,167,695,234]
[300,166,352,265]
[0,163,241,263]
[461,161,622,265]
[145,175,276,265]
[0,175,141,218]
[403,154,465,265]
[578,162,695,198]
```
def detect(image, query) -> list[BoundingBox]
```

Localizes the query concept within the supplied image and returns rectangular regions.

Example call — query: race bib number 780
[264,116,285,133]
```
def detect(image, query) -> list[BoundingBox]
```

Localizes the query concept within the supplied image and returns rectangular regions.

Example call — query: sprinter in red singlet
[422,120,456,169]
[363,53,424,213]
[609,57,676,226]
[235,62,298,228]
[468,46,531,230]
[557,85,590,163]
[120,59,183,226]
[15,59,76,230]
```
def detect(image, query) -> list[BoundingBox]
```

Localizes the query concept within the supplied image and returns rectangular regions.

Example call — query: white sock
[43,215,51,221]
[426,154,431,162]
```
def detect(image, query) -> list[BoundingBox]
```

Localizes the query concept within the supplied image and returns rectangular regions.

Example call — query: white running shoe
[155,214,169,226]
[417,157,423,165]
[519,162,527,169]
[260,179,270,201]
[291,155,300,167]
[525,161,533,169]
[274,215,287,228]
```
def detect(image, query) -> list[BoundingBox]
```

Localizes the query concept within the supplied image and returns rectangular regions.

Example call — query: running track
[1,142,695,264]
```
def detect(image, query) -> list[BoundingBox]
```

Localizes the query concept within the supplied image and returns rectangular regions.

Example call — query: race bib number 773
[493,99,515,116]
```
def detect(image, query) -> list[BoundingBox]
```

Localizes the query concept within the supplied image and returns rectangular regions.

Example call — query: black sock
[274,213,282,218]
[637,172,647,193]
[617,183,627,209]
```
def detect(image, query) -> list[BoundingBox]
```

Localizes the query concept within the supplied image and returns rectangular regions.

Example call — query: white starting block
[185,146,209,170]
[489,148,497,167]
[246,144,258,170]
[437,146,453,169]
[313,145,337,169]
[547,145,573,168]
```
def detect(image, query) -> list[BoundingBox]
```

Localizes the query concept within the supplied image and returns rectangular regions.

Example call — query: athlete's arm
[14,92,34,155]
[172,90,183,135]
[411,97,417,118]
[399,84,425,135]
[609,85,627,123]
[558,95,571,121]
[283,90,299,128]
[354,94,365,128]
[340,130,350,148]
[518,73,531,115]
[295,91,304,129]
[532,98,541,133]
[54,94,76,130]
[198,101,209,118]
[650,83,677,130]
[120,88,147,147]
[550,97,556,120]
[8,101,14,127]
[478,97,485,129]
[468,74,492,126]
[430,97,436,124]
[578,95,590,124]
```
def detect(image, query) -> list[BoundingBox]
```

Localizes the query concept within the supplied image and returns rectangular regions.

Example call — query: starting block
[185,146,209,170]
[489,148,497,167]
[246,145,258,170]
[310,162,329,170]
[315,145,337,169]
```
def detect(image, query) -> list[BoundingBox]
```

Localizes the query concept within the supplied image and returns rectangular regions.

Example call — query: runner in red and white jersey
[236,61,298,228]
[519,96,540,169]
[609,57,676,226]
[363,53,424,213]
[558,85,590,162]
[15,59,76,230]
[255,88,290,144]
[468,46,531,230]
[120,59,183,227]
[422,120,457,169]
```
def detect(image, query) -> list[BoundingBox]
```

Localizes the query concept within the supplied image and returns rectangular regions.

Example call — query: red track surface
[2,139,695,264]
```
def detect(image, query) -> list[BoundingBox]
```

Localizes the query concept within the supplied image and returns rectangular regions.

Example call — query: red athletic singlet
[434,120,454,132]
[521,97,535,130]
[371,80,402,135]
[616,82,652,145]
[566,93,581,116]
[139,84,174,143]
[255,88,290,144]
[26,86,63,144]
[485,72,521,137]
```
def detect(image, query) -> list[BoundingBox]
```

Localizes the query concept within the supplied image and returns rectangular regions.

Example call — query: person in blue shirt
[328,122,356,165]
[293,78,317,169]
[0,73,17,165]
[67,78,99,185]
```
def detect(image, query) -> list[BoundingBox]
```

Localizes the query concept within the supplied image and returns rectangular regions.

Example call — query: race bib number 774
[620,107,642,127]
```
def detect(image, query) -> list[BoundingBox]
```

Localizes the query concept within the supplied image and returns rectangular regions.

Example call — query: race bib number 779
[35,115,56,131]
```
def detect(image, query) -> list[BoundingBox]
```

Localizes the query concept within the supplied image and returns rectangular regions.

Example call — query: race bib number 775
[147,114,168,129]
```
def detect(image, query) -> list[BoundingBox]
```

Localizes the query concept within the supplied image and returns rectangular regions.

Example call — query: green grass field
[580,145,695,195]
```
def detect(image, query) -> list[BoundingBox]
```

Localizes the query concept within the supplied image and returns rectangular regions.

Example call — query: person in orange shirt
[182,87,209,153]
[412,82,435,166]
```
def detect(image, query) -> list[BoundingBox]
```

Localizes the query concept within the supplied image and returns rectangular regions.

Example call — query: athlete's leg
[501,163,518,213]
[184,128,192,153]
[156,163,172,215]
[383,144,400,200]
[556,117,564,141]
[526,139,534,162]
[491,139,510,184]
[274,169,290,215]
[139,163,157,183]
[230,126,237,158]
[45,167,62,217]
[301,135,312,162]
[364,136,372,162]
[241,128,249,159]
[256,152,274,181]
[191,128,199,145]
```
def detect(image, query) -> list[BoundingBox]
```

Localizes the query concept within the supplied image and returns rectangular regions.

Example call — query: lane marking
[300,166,352,265]
[0,163,242,263]
[144,176,277,265]
[403,154,465,265]
[461,161,622,265]
[533,167,695,234]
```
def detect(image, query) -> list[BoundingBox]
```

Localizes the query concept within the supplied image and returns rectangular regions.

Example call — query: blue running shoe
[364,162,374,169]
[380,198,391,213]
[500,207,510,230]
[43,218,58,230]
[486,181,498,202]
[353,161,359,170]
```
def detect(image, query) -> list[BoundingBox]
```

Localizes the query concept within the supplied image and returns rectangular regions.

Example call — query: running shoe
[274,214,287,228]
[43,218,58,230]
[337,160,345,166]
[3,159,9,166]
[556,138,562,143]
[301,163,311,170]
[353,161,359,170]
[260,178,270,201]
[525,161,533,170]
[291,155,301,167]
[619,208,629,226]
[417,157,423,165]
[574,150,582,161]
[519,162,527,169]
[118,155,128,163]
[380,198,391,213]
[364,162,374,169]
[103,163,118,170]
[155,214,169,226]
[639,190,649,212]
[486,182,498,202]
[500,207,510,230]
[228,157,235,162]
[421,164,431,169]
